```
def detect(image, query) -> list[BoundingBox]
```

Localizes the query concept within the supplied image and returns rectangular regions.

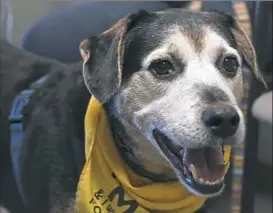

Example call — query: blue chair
[21,2,171,63]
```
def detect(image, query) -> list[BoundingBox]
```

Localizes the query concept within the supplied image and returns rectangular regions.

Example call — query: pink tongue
[184,147,225,182]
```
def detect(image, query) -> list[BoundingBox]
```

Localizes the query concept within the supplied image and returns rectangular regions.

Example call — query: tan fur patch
[116,21,129,83]
[101,18,129,88]
[79,39,91,63]
[183,29,205,53]
[231,20,267,89]
[101,19,127,37]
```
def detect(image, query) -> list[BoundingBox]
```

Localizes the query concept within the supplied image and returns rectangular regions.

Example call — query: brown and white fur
[1,8,266,213]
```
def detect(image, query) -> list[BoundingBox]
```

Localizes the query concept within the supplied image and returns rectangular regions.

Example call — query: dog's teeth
[190,164,226,186]
[206,180,215,185]
[199,179,224,185]
[190,164,198,179]
[212,180,219,185]
[198,178,204,184]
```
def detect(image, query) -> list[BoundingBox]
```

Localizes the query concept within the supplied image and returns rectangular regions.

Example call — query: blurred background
[5,0,74,46]
[1,1,272,213]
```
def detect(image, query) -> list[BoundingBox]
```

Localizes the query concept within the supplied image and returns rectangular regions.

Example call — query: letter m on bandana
[108,186,138,213]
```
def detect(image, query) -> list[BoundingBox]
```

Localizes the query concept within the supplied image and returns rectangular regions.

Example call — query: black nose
[201,104,240,138]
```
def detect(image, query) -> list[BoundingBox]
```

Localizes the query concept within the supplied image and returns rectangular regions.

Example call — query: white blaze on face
[138,25,245,147]
[142,26,243,104]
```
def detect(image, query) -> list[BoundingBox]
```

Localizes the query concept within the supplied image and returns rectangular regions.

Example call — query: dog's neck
[104,107,176,182]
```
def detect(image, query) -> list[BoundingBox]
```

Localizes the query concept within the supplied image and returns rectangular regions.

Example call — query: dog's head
[80,9,266,197]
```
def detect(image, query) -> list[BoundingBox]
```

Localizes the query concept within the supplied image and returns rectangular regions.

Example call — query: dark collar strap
[9,75,48,203]
[9,89,33,204]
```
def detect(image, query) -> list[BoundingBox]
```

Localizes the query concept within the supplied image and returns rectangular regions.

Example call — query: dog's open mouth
[153,130,229,195]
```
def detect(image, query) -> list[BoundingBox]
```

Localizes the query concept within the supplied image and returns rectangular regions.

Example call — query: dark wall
[252,1,272,76]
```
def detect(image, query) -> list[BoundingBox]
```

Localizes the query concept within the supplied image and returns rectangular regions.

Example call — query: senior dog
[1,8,266,213]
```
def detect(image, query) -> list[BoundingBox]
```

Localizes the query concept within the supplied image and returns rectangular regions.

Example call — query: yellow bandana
[75,97,231,213]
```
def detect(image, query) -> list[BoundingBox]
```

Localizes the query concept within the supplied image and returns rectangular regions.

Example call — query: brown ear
[211,10,268,89]
[230,18,268,89]
[79,10,152,103]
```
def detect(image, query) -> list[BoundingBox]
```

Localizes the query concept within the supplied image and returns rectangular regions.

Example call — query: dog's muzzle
[153,129,230,196]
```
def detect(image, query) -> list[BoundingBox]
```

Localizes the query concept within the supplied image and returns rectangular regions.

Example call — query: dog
[1,8,266,213]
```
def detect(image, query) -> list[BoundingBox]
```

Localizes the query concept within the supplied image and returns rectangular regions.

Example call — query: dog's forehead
[130,9,233,43]
[143,26,239,66]
[123,9,236,74]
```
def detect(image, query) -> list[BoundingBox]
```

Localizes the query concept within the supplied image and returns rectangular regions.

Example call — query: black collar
[9,89,33,204]
[9,76,49,203]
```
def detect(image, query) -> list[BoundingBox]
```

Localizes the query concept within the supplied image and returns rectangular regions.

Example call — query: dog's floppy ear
[212,11,267,89]
[79,10,152,103]
[230,19,268,89]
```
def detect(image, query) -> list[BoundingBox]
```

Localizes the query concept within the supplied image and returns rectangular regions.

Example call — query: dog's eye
[223,56,239,75]
[149,60,174,76]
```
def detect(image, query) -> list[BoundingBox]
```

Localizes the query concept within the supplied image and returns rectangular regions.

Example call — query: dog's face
[80,9,266,197]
